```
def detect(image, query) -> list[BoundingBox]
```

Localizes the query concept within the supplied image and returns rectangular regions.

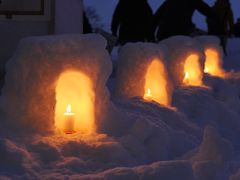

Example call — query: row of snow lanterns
[60,36,226,134]
[115,36,226,108]
[0,34,226,136]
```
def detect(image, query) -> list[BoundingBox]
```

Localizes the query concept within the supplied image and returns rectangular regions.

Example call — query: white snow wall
[160,36,205,86]
[194,35,225,77]
[0,34,113,134]
[115,42,173,106]
[195,36,223,58]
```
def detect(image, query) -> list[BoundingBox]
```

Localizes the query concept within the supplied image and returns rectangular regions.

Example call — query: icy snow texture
[114,42,173,105]
[195,35,225,77]
[0,37,240,179]
[194,35,224,63]
[160,36,205,86]
[0,34,114,134]
[80,160,194,180]
[173,85,240,149]
[190,126,234,180]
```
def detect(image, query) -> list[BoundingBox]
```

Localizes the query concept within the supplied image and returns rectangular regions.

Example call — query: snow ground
[1,38,240,179]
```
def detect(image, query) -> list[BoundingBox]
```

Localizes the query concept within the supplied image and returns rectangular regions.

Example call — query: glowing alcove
[144,59,169,106]
[55,70,95,134]
[204,49,225,78]
[183,54,203,86]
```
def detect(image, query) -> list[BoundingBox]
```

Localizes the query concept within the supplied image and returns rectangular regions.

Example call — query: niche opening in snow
[183,54,203,86]
[204,49,225,78]
[161,36,204,87]
[195,36,226,78]
[144,59,169,105]
[55,70,95,134]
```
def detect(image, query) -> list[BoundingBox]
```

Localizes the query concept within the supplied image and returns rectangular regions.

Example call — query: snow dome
[195,36,226,78]
[161,36,205,86]
[115,43,173,106]
[0,34,112,135]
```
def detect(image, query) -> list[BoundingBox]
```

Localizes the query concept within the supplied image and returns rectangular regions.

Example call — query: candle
[144,88,152,101]
[64,104,75,134]
[183,72,189,84]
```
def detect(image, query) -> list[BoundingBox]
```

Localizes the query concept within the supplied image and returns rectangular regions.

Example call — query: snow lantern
[115,43,173,106]
[161,36,205,86]
[0,34,112,135]
[195,36,225,78]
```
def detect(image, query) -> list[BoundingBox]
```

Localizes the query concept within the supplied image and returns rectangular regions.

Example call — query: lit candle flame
[204,67,209,73]
[183,72,189,84]
[64,104,74,115]
[184,72,189,80]
[147,88,152,96]
[144,88,152,101]
[66,104,72,113]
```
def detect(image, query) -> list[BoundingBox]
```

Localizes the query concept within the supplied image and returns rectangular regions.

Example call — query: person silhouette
[83,11,93,34]
[234,18,240,37]
[111,0,154,45]
[154,0,213,41]
[206,0,234,55]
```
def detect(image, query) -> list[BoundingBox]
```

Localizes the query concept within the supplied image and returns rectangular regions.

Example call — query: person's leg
[219,36,227,56]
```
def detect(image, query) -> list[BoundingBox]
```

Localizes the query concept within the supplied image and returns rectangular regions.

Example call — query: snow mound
[191,126,234,180]
[0,138,34,175]
[173,85,240,149]
[192,126,234,163]
[80,160,194,180]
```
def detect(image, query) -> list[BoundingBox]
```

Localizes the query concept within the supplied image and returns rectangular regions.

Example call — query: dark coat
[83,12,93,34]
[234,19,240,37]
[111,0,154,45]
[154,0,213,41]
[207,0,234,36]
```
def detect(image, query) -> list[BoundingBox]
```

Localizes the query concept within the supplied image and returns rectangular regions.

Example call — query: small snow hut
[161,36,205,86]
[0,34,112,135]
[195,36,225,78]
[115,43,173,106]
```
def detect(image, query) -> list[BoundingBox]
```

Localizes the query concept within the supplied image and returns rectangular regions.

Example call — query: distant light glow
[144,59,170,106]
[204,49,225,78]
[183,54,203,86]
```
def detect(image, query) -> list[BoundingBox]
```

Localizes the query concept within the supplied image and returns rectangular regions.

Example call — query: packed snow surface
[1,36,240,179]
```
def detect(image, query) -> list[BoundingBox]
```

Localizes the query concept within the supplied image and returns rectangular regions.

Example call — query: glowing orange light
[144,88,152,101]
[204,67,209,73]
[55,70,95,134]
[144,59,170,106]
[183,72,189,83]
[204,49,225,78]
[147,88,151,95]
[65,104,74,114]
[183,54,203,86]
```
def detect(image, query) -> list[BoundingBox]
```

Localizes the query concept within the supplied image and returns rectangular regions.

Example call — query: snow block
[115,42,173,106]
[0,34,114,135]
[195,35,225,78]
[160,36,205,87]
